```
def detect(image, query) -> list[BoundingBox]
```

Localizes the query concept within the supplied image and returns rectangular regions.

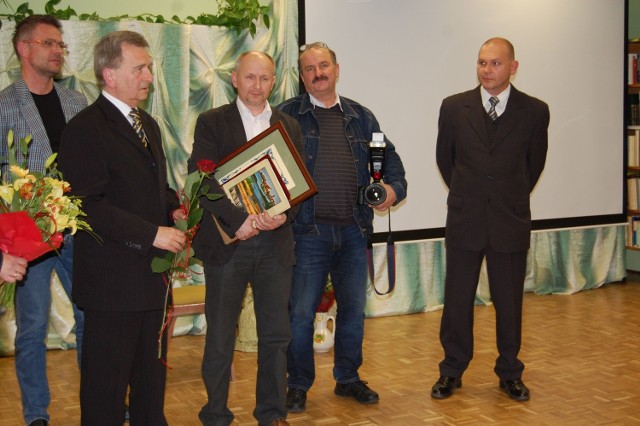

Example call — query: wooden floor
[2,276,640,425]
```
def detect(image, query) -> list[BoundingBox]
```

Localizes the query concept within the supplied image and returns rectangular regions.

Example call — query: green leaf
[184,170,200,198]
[6,129,13,148]
[174,218,188,232]
[204,193,224,201]
[19,134,32,159]
[199,183,210,195]
[43,153,57,170]
[188,208,204,229]
[151,254,173,273]
[0,0,271,38]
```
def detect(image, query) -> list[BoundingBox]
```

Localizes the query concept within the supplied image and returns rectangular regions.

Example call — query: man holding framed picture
[187,51,304,426]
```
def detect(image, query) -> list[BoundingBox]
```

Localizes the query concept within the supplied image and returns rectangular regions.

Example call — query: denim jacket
[278,93,407,236]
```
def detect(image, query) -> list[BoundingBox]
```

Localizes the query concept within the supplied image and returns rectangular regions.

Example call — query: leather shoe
[269,419,290,426]
[27,420,48,426]
[335,380,379,404]
[500,378,530,401]
[431,376,461,399]
[286,388,307,413]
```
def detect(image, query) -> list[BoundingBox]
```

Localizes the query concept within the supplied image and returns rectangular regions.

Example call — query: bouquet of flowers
[0,130,95,307]
[152,159,222,357]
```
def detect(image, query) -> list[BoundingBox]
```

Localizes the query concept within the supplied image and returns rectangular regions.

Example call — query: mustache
[312,75,328,84]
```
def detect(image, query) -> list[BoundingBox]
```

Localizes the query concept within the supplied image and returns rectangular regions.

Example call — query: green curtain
[0,0,299,355]
[364,226,627,317]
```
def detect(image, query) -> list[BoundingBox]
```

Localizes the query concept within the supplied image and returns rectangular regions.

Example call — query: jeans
[287,224,368,391]
[15,234,84,424]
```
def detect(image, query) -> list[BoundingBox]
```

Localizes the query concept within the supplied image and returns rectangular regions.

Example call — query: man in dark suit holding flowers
[59,30,185,424]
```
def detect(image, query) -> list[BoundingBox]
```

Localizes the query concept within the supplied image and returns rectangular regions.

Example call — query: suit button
[487,175,494,180]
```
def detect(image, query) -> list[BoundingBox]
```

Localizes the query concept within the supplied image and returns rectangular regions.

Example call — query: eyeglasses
[299,42,329,52]
[22,39,69,53]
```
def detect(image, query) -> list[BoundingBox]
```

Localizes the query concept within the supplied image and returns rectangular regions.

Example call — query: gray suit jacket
[187,101,304,267]
[0,77,87,175]
[436,85,549,252]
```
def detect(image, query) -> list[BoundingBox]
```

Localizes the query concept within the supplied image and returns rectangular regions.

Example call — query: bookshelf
[626,41,640,251]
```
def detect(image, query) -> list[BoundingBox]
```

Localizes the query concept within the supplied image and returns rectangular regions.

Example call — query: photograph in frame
[215,121,317,206]
[221,155,291,218]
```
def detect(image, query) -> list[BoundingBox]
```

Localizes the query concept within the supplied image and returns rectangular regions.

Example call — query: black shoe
[431,376,461,399]
[500,378,530,401]
[28,420,48,426]
[334,380,379,404]
[286,388,307,413]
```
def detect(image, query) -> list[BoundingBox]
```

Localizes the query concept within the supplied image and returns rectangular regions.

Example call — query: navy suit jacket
[59,94,179,311]
[436,85,549,252]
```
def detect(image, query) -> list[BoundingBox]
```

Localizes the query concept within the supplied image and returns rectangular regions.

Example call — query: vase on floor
[313,312,335,353]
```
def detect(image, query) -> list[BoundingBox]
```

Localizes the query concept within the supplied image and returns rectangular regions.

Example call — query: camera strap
[366,210,396,295]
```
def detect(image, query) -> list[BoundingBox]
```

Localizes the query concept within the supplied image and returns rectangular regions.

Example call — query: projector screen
[302,0,625,238]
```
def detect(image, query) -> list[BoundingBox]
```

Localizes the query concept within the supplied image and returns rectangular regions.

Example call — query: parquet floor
[2,276,640,425]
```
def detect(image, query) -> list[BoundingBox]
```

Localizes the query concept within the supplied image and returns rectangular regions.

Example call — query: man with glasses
[278,42,407,412]
[0,14,87,426]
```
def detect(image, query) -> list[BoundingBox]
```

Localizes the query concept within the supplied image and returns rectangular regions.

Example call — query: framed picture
[221,155,291,217]
[215,121,317,207]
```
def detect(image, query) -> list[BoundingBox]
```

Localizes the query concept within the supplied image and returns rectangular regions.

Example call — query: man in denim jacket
[278,42,407,413]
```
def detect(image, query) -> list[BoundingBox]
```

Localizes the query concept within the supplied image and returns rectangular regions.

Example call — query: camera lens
[364,183,387,206]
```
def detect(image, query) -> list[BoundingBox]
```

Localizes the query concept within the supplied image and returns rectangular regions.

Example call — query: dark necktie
[128,108,149,149]
[488,96,499,121]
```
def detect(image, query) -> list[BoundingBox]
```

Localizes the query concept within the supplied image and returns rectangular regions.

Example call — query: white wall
[305,0,625,233]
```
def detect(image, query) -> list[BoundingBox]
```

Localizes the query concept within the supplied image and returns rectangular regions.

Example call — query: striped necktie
[128,108,149,149]
[488,96,499,121]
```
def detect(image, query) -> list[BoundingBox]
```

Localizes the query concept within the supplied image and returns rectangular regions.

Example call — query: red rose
[197,159,217,174]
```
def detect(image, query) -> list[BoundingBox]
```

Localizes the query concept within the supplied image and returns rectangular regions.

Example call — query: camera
[357,132,387,206]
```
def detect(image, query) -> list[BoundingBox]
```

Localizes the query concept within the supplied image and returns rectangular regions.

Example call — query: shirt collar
[102,90,137,123]
[236,97,272,121]
[481,85,511,116]
[309,93,343,110]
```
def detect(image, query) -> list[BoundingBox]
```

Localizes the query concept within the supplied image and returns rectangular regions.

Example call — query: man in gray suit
[188,51,303,426]
[432,37,549,402]
[0,15,87,426]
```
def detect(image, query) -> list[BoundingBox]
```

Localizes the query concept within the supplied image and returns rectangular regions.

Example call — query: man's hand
[171,209,187,221]
[0,253,28,283]
[153,226,187,253]
[235,214,260,240]
[372,183,398,211]
[254,212,286,231]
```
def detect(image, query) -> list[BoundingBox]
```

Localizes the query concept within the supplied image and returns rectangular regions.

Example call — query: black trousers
[438,244,527,380]
[80,308,168,426]
[199,233,292,426]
